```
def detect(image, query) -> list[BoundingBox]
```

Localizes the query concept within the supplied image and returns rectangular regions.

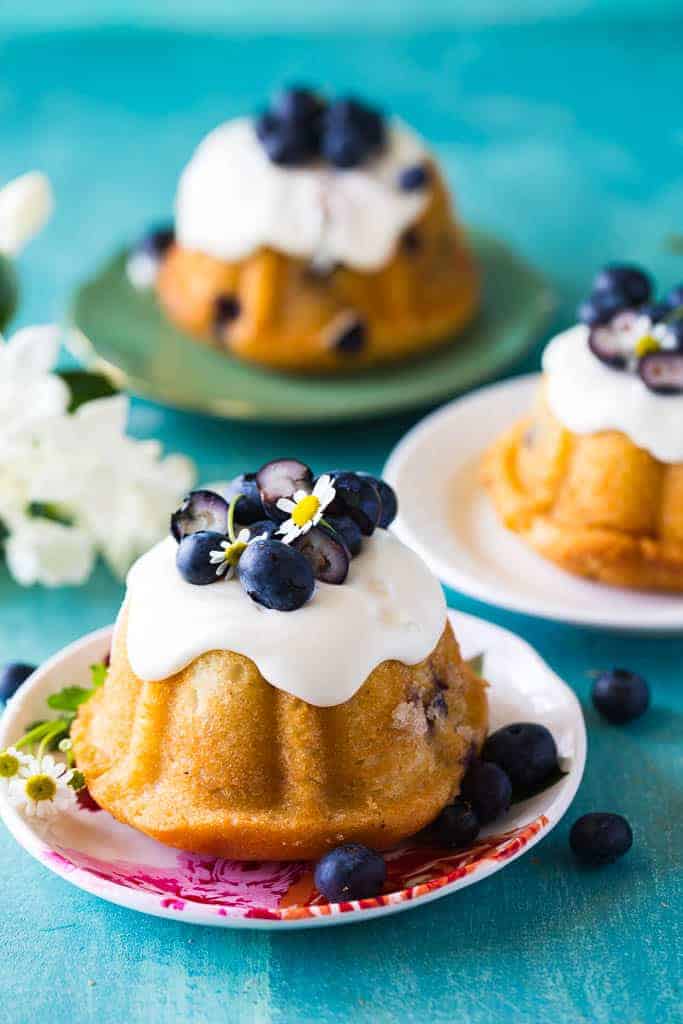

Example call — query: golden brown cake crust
[481,388,683,592]
[156,167,479,374]
[72,613,488,860]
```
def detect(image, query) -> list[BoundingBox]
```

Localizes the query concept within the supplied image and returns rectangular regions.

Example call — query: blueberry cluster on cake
[71,459,488,859]
[482,264,683,591]
[127,87,479,374]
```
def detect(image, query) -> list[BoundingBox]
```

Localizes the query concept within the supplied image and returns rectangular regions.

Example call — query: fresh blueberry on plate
[223,473,265,525]
[293,525,350,584]
[460,759,512,825]
[638,351,683,394]
[176,531,227,585]
[430,798,481,849]
[238,538,315,611]
[592,669,650,724]
[593,264,652,306]
[327,471,381,535]
[569,812,633,865]
[171,490,229,542]
[325,514,363,556]
[0,662,36,702]
[359,474,398,528]
[256,459,314,522]
[314,843,387,901]
[481,722,559,794]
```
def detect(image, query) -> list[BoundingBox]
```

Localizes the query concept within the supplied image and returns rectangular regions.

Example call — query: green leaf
[26,501,74,527]
[47,686,93,712]
[90,662,108,689]
[57,370,118,413]
[466,653,484,676]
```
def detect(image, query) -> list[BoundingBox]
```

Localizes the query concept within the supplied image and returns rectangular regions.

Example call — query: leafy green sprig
[15,661,108,763]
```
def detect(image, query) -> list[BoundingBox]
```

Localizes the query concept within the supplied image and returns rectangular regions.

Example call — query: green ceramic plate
[70,230,553,423]
[0,254,19,332]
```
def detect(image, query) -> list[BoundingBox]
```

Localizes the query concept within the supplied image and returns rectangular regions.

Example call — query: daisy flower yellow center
[635,334,660,358]
[0,751,20,778]
[292,494,321,527]
[24,773,57,803]
[224,539,247,566]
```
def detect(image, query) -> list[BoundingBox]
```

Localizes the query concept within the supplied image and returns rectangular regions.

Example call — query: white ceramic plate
[384,374,683,633]
[0,612,584,929]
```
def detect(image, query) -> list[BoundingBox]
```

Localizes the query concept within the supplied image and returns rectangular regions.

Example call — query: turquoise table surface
[1,19,681,1024]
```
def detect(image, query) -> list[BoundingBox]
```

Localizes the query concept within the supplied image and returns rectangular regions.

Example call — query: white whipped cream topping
[123,529,447,707]
[543,324,683,463]
[175,117,430,272]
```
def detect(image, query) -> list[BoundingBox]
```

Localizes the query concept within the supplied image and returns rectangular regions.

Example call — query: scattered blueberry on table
[569,813,633,865]
[0,662,37,702]
[592,669,650,724]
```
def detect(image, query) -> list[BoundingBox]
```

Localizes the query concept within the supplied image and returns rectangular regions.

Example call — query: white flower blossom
[0,172,53,255]
[209,528,257,579]
[8,753,77,820]
[277,474,336,544]
[0,747,33,792]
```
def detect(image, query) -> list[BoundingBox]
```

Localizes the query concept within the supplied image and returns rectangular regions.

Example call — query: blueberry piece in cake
[171,490,229,542]
[223,473,265,525]
[482,722,559,794]
[398,163,430,191]
[0,662,36,702]
[237,537,315,611]
[638,351,683,394]
[127,223,174,288]
[430,799,481,849]
[593,264,652,306]
[325,514,363,556]
[332,318,367,355]
[256,459,314,522]
[569,813,633,865]
[326,471,382,536]
[293,525,350,584]
[460,759,512,825]
[176,530,227,585]
[592,669,650,724]
[314,843,386,901]
[214,294,241,334]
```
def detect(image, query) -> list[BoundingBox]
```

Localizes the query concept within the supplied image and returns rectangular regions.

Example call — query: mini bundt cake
[73,459,487,859]
[482,265,683,591]
[127,88,479,374]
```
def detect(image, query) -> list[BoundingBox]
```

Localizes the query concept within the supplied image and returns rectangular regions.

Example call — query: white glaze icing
[124,529,447,707]
[175,117,429,272]
[543,324,683,463]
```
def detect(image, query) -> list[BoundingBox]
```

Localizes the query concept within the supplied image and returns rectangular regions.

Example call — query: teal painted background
[0,11,681,1024]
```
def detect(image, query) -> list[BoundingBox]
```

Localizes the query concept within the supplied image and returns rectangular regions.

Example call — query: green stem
[15,721,57,750]
[227,493,243,545]
[37,721,69,758]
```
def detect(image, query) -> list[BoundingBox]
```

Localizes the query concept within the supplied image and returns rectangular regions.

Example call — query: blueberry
[314,843,386,901]
[640,300,670,324]
[332,318,367,355]
[592,669,650,724]
[223,473,265,525]
[238,538,315,611]
[482,722,559,794]
[293,525,350,584]
[397,163,430,191]
[0,662,36,702]
[273,86,326,127]
[132,224,174,261]
[593,264,652,305]
[359,474,397,528]
[666,319,683,350]
[245,519,279,541]
[588,326,628,370]
[325,514,362,556]
[322,98,386,169]
[638,351,683,394]
[578,291,626,327]
[569,813,633,865]
[430,799,481,849]
[176,531,226,585]
[402,227,421,253]
[327,472,382,536]
[256,459,314,522]
[171,490,229,543]
[255,108,320,166]
[664,284,683,311]
[460,760,512,825]
[214,294,241,334]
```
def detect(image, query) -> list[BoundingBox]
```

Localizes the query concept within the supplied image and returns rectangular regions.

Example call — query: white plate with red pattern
[0,610,585,929]
[384,373,683,633]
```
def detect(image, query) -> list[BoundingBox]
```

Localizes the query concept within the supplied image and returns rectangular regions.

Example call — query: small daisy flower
[9,753,77,820]
[277,475,336,545]
[0,746,32,789]
[209,528,252,579]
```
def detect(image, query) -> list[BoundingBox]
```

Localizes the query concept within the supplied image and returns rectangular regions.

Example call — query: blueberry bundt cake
[127,88,479,374]
[72,459,487,859]
[482,265,683,591]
